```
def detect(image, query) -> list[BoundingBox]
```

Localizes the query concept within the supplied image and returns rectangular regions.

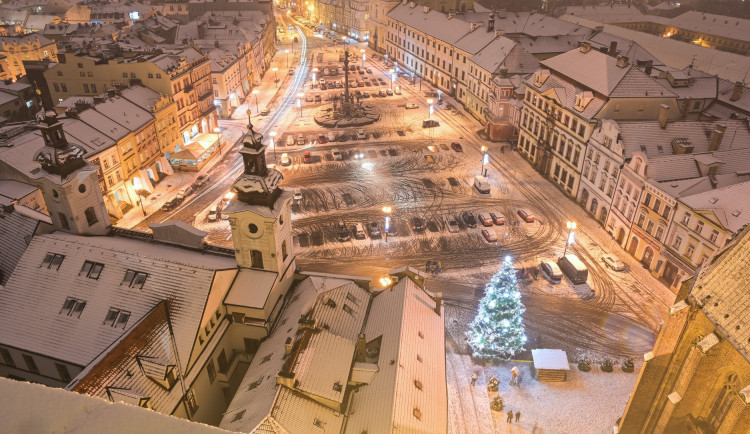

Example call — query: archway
[132,176,143,192]
[201,118,208,134]
[616,227,626,244]
[641,246,654,269]
[146,168,156,182]
[580,189,589,207]
[628,236,639,256]
[590,197,598,214]
[599,206,608,222]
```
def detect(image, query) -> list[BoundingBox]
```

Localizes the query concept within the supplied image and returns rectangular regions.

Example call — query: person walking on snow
[470,373,477,386]
[507,410,513,423]
[515,411,521,423]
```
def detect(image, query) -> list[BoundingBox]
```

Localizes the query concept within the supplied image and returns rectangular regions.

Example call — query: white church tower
[32,110,110,236]
[223,113,295,275]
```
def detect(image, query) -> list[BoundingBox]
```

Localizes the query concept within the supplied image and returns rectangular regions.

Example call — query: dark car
[194,174,210,187]
[320,83,328,90]
[317,134,328,144]
[410,216,426,232]
[451,142,463,152]
[161,198,179,212]
[368,221,381,238]
[461,211,477,228]
[422,119,440,128]
[386,219,399,236]
[335,220,351,241]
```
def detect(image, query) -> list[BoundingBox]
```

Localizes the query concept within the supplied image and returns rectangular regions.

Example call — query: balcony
[216,350,252,386]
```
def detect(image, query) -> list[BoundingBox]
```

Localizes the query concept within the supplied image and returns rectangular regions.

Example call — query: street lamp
[137,192,147,217]
[297,92,303,117]
[270,131,277,163]
[427,98,433,119]
[360,48,366,64]
[389,69,394,90]
[480,145,488,176]
[312,68,318,87]
[285,49,290,69]
[382,205,392,242]
[563,221,577,256]
[251,89,259,113]
[273,67,279,87]
[437,89,442,103]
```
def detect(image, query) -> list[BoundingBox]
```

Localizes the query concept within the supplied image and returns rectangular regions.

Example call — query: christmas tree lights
[468,256,527,359]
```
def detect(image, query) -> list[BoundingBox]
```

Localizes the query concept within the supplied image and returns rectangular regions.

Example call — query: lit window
[80,260,104,279]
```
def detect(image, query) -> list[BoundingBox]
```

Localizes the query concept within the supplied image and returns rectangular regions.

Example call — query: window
[185,389,198,414]
[662,205,671,219]
[343,304,356,316]
[0,347,15,367]
[206,359,216,384]
[23,354,39,375]
[122,73,128,78]
[61,83,67,92]
[57,71,63,76]
[91,84,97,93]
[85,207,98,226]
[56,363,71,382]
[80,72,86,78]
[695,220,704,235]
[646,220,655,234]
[656,226,665,241]
[643,193,652,207]
[156,73,161,78]
[231,410,246,422]
[653,198,662,213]
[80,260,104,279]
[122,270,148,289]
[685,242,696,259]
[673,235,682,249]
[709,230,719,243]
[148,73,154,78]
[682,212,691,225]
[60,297,86,317]
[282,241,288,261]
[41,252,65,270]
[637,213,646,227]
[104,308,131,328]
[77,63,83,68]
[53,82,60,92]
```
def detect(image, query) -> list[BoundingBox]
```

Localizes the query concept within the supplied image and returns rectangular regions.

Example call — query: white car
[602,254,626,271]
[207,205,218,222]
[445,214,459,233]
[293,188,303,201]
[331,149,343,160]
[405,103,419,109]
[280,153,291,166]
[356,130,366,140]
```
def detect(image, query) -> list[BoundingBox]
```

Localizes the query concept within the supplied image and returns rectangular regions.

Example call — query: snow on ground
[445,306,639,434]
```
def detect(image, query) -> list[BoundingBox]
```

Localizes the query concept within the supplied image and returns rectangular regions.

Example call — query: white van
[207,205,218,222]
[286,135,295,146]
[474,175,490,194]
[327,131,336,142]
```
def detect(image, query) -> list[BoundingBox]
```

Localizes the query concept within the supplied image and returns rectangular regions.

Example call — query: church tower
[223,113,295,275]
[32,109,110,236]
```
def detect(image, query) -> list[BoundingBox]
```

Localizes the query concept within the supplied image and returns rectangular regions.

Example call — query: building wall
[632,184,674,281]
[0,344,83,387]
[578,120,624,226]
[0,36,57,79]
[615,21,750,56]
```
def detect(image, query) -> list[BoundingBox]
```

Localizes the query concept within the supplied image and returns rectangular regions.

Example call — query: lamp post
[382,205,392,242]
[285,49,290,69]
[427,98,433,119]
[297,92,303,117]
[312,68,318,87]
[563,221,577,256]
[437,89,442,103]
[270,131,277,163]
[360,48,366,64]
[273,67,279,86]
[480,145,488,176]
[137,192,146,217]
[251,89,259,113]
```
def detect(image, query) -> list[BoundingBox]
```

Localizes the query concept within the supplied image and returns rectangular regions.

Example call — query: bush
[601,358,614,372]
[487,376,499,392]
[622,357,634,373]
[578,358,591,372]
[491,395,504,411]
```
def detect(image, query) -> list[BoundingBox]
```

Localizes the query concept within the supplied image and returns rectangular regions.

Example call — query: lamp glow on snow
[467,256,527,359]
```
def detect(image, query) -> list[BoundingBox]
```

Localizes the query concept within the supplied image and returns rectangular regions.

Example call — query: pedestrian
[517,371,524,387]
[510,366,519,386]
[471,373,477,386]
[507,410,513,423]
[515,411,521,423]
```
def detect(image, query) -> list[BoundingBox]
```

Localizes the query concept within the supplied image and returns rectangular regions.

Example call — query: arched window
[708,374,740,430]
[250,250,263,269]
[58,212,70,230]
[85,207,98,226]
[282,241,288,261]
[590,198,598,214]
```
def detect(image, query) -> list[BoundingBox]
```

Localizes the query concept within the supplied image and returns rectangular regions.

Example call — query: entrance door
[616,228,625,244]
[662,262,678,286]
[641,246,654,269]
[628,236,639,256]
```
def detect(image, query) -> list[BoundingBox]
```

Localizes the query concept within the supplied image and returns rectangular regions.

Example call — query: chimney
[579,42,591,53]
[658,104,670,129]
[284,337,293,356]
[644,60,653,76]
[434,292,443,315]
[74,100,91,111]
[423,5,429,13]
[64,107,79,118]
[708,124,727,152]
[499,67,508,77]
[495,29,504,37]
[488,12,495,32]
[107,88,117,97]
[608,41,617,56]
[355,333,367,362]
[447,13,454,19]
[730,81,744,101]
[616,56,629,68]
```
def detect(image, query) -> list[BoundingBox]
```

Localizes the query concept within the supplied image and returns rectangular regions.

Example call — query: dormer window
[534,69,550,87]
[122,270,148,289]
[104,308,131,328]
[60,297,86,317]
[80,261,104,279]
[574,91,594,112]
[41,253,65,270]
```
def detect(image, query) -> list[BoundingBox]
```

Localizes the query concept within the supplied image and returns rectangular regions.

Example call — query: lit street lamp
[270,131,277,163]
[285,49,290,69]
[251,89,259,113]
[427,98,433,119]
[137,192,147,217]
[480,145,488,176]
[382,206,392,242]
[297,92,304,117]
[563,221,577,256]
[273,67,279,86]
[389,69,394,90]
[360,48,366,64]
[312,68,318,87]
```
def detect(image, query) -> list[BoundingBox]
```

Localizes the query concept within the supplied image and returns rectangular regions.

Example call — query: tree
[468,256,527,359]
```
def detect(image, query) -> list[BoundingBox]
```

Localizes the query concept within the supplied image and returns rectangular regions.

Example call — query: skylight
[104,308,131,328]
[122,269,148,289]
[80,260,104,279]
[41,253,65,270]
[60,297,86,318]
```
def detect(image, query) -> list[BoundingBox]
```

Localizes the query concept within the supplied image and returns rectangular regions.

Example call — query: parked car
[482,229,498,242]
[323,93,330,101]
[161,198,179,211]
[176,186,193,201]
[362,91,371,98]
[602,254,626,271]
[490,212,505,225]
[289,68,295,75]
[260,107,270,116]
[558,254,588,285]
[280,153,291,166]
[296,134,305,145]
[305,93,314,102]
[378,89,387,97]
[518,209,535,223]
[286,135,295,146]
[303,151,312,163]
[314,94,322,103]
[354,222,366,239]
[320,83,328,90]
[368,221,381,238]
[293,188,303,201]
[405,103,419,109]
[195,174,210,187]
[445,214,459,233]
[411,216,426,232]
[386,219,399,236]
[327,131,336,142]
[422,119,439,128]
[386,88,394,96]
[331,148,343,160]
[540,260,563,283]
[317,134,328,144]
[207,205,219,222]
[461,211,477,228]
[335,220,350,241]
[477,213,493,227]
[356,130,366,140]
[366,67,373,73]
[451,142,463,152]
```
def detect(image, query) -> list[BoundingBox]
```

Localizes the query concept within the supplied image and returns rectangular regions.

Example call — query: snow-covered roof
[470,37,539,75]
[0,179,39,201]
[118,85,163,113]
[541,48,632,96]
[0,204,44,285]
[679,180,750,232]
[527,71,607,121]
[532,349,570,370]
[0,232,236,369]
[85,96,154,132]
[223,268,278,308]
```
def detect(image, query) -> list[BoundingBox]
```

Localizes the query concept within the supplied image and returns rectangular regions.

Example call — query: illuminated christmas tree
[468,256,527,359]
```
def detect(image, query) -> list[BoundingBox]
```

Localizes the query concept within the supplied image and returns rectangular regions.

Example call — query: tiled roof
[670,11,750,44]
[527,72,607,120]
[293,330,354,403]
[607,68,676,98]
[270,388,344,433]
[653,76,717,100]
[691,224,750,362]
[0,232,235,368]
[716,78,750,114]
[541,48,631,96]
[563,5,650,25]
[679,180,750,232]
[224,268,278,309]
[471,37,538,75]
[0,206,41,285]
[386,3,476,46]
[586,31,663,65]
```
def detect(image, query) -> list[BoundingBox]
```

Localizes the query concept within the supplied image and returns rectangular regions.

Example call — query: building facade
[0,33,57,80]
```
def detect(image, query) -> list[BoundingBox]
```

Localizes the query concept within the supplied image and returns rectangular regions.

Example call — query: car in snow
[207,205,219,222]
[327,131,336,142]
[490,212,505,225]
[356,130,366,140]
[317,134,328,144]
[335,220,350,242]
[518,209,535,223]
[461,211,477,228]
[540,260,563,283]
[293,188,303,201]
[194,174,210,187]
[176,186,193,202]
[161,198,179,212]
[354,222,367,239]
[482,229,498,242]
[378,89,387,97]
[362,91,371,98]
[422,119,439,128]
[386,88,394,96]
[394,87,401,95]
[296,134,305,146]
[280,153,291,166]
[260,107,270,116]
[314,94,322,103]
[424,155,435,163]
[451,142,463,152]
[602,254,626,271]
[366,67,373,73]
[386,219,398,236]
[368,221,381,238]
[445,214,460,233]
[477,213,494,227]
[286,135,295,146]
[404,103,418,110]
[331,149,343,160]
[303,151,312,164]
[411,216,426,232]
